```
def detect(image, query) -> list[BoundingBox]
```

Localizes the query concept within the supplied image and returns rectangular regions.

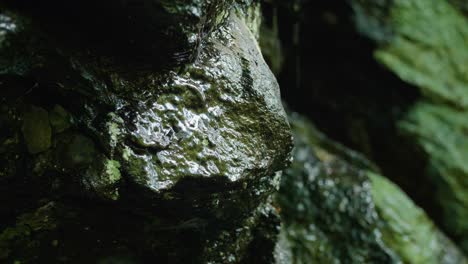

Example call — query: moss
[237,1,262,40]
[21,106,51,154]
[355,0,468,109]
[83,157,122,201]
[449,0,468,15]
[104,112,125,154]
[399,101,468,249]
[369,172,467,264]
[278,112,467,263]
[48,105,72,133]
[105,159,121,183]
[353,0,468,253]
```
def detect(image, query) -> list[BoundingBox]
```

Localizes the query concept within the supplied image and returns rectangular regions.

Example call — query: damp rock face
[0,1,292,263]
[275,112,467,264]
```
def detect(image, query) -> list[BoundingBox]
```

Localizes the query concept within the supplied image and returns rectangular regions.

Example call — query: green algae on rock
[276,112,467,263]
[369,171,467,264]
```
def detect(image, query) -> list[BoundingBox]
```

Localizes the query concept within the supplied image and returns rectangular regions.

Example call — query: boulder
[0,2,292,262]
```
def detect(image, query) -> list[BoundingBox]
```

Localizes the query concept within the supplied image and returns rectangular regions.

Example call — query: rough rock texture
[0,2,292,262]
[3,0,468,262]
[275,112,467,263]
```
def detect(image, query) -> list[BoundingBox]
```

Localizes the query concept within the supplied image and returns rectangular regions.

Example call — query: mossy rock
[399,102,468,251]
[353,0,468,253]
[275,112,467,263]
[276,112,396,263]
[369,171,467,264]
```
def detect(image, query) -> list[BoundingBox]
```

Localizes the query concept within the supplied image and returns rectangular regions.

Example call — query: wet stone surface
[0,3,292,263]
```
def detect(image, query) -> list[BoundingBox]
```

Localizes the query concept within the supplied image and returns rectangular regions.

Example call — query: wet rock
[0,1,292,263]
[55,133,96,169]
[275,112,467,263]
